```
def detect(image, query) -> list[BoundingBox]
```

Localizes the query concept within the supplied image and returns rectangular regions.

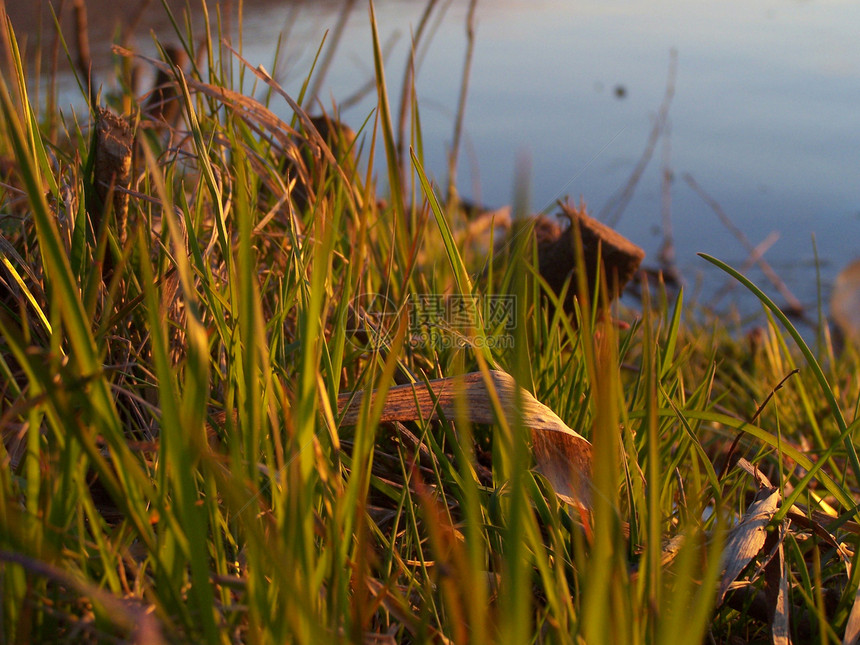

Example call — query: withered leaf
[717,486,781,606]
[336,370,592,509]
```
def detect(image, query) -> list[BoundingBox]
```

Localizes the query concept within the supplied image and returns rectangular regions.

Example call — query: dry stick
[682,172,806,318]
[121,0,155,46]
[446,0,478,205]
[306,0,357,108]
[658,118,679,279]
[716,368,800,485]
[72,0,96,106]
[338,33,399,113]
[396,0,440,187]
[711,230,780,305]
[600,49,677,227]
[47,0,65,139]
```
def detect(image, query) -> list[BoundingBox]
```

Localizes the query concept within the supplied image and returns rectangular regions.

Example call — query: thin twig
[717,368,800,484]
[307,0,357,108]
[711,230,780,305]
[683,172,806,318]
[446,0,478,205]
[396,0,440,187]
[72,0,96,105]
[600,48,677,227]
[659,117,677,273]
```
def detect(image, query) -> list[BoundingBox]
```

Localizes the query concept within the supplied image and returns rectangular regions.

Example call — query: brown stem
[446,0,478,206]
[72,0,95,105]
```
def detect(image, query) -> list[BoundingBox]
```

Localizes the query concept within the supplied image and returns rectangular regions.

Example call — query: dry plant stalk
[93,107,133,246]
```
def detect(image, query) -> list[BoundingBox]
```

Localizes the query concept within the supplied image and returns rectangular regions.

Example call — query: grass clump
[1,3,860,643]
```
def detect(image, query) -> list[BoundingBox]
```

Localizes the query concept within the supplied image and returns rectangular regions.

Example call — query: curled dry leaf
[736,457,853,559]
[336,370,592,510]
[731,455,795,642]
[764,524,792,645]
[844,586,860,645]
[717,486,781,606]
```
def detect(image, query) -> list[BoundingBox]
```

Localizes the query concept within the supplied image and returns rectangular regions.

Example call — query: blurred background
[7,0,860,320]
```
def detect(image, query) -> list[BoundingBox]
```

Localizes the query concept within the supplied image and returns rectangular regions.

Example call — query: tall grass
[1,2,859,643]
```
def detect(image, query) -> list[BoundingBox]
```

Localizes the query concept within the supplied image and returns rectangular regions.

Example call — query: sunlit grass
[1,2,860,643]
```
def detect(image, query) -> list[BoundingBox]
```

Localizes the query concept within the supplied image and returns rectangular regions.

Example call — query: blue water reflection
[11,0,860,313]
[238,0,860,311]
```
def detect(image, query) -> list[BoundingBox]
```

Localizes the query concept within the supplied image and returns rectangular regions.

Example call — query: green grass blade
[698,253,860,514]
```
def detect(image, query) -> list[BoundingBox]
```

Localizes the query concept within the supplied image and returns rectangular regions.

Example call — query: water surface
[10,0,860,318]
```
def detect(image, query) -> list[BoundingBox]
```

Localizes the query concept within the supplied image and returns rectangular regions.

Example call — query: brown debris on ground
[92,107,133,244]
[536,201,645,315]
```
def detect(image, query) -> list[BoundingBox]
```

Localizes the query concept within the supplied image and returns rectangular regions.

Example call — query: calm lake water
[10,0,860,320]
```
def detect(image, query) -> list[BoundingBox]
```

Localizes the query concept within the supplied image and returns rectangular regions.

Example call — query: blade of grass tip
[174,69,234,277]
[157,0,193,73]
[410,147,471,294]
[411,146,497,366]
[369,1,405,219]
[0,244,51,335]
[396,1,434,168]
[285,30,328,115]
[698,253,860,517]
[410,85,425,203]
[660,287,684,379]
[811,235,827,360]
[4,20,59,196]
